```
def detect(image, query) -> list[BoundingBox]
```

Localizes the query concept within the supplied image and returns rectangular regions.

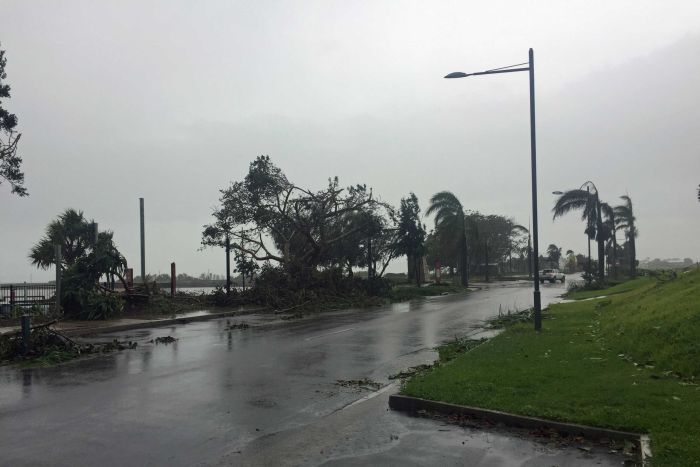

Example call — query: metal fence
[0,283,57,316]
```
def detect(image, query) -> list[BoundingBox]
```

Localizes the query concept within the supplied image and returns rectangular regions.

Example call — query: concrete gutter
[389,394,651,466]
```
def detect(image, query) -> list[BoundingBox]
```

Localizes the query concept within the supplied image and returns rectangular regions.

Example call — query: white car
[540,269,565,283]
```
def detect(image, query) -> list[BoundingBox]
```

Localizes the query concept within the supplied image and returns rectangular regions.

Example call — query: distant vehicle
[540,269,565,283]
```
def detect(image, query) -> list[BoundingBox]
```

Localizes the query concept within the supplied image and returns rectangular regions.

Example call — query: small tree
[0,43,26,197]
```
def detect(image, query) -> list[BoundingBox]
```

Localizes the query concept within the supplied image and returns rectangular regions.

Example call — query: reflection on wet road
[0,281,579,466]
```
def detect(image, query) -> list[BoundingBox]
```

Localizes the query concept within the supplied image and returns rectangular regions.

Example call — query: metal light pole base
[533,290,542,331]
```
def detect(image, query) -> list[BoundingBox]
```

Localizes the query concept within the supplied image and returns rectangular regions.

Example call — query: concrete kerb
[61,309,258,337]
[389,394,651,466]
[0,307,269,339]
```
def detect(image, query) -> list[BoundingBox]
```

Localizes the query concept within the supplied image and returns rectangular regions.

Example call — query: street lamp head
[552,191,564,195]
[444,72,469,79]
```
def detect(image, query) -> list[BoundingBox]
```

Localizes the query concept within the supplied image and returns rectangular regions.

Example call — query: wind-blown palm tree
[614,195,637,278]
[426,191,468,286]
[552,187,606,281]
[601,202,618,278]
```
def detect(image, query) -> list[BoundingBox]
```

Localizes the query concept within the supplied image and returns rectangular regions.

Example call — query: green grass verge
[402,268,700,465]
[564,277,651,300]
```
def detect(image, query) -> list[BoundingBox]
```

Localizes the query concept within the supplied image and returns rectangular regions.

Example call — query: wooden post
[171,262,176,297]
[139,198,146,282]
[55,244,62,315]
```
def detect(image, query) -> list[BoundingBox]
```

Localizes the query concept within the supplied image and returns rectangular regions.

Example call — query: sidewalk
[0,306,268,338]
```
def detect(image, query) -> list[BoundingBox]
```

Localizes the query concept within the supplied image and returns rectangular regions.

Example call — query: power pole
[139,198,146,282]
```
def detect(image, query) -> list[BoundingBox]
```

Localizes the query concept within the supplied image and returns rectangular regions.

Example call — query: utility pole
[225,233,231,295]
[139,198,146,283]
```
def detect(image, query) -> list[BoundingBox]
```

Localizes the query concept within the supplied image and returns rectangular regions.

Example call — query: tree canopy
[207,156,385,280]
[0,43,27,196]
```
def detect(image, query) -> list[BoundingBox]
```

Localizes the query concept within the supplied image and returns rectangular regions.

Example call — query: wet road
[0,280,619,466]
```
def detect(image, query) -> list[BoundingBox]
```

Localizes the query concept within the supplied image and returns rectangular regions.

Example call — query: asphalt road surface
[0,280,623,466]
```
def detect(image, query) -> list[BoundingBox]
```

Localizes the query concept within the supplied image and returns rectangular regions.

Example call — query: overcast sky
[1,0,700,282]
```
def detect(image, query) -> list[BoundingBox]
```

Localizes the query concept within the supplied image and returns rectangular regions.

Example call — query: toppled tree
[0,43,27,197]
[30,209,127,319]
[207,156,377,286]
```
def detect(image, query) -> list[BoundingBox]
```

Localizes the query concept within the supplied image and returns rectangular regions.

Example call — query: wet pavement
[0,280,623,466]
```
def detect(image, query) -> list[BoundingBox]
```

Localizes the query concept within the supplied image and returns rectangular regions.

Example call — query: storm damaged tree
[208,156,376,287]
[395,193,426,286]
[0,43,27,197]
[426,191,468,286]
[552,187,608,282]
[614,195,638,278]
[320,201,399,279]
[201,206,236,293]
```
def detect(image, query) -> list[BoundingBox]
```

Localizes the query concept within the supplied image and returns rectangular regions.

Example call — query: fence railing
[0,283,57,316]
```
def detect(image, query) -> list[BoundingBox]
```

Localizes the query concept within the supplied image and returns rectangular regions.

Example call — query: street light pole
[445,48,542,331]
[528,49,542,330]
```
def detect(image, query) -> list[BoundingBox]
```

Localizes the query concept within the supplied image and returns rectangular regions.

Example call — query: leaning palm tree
[600,202,618,278]
[552,188,606,281]
[426,191,468,286]
[614,195,637,278]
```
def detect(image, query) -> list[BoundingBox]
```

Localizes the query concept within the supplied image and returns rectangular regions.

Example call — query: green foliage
[426,191,467,285]
[614,195,638,277]
[437,337,485,363]
[209,286,241,307]
[63,285,124,320]
[402,269,700,465]
[552,185,607,280]
[245,264,393,309]
[565,277,647,300]
[395,193,426,284]
[205,156,382,279]
[30,209,128,320]
[486,307,534,328]
[0,42,27,196]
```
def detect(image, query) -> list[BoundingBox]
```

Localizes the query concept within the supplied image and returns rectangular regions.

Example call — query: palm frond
[552,189,592,220]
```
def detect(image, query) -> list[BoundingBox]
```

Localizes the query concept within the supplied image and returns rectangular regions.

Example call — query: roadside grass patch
[564,277,651,300]
[402,268,700,466]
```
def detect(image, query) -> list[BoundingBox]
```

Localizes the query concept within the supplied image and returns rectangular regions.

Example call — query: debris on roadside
[389,364,434,380]
[335,377,382,391]
[151,336,177,345]
[414,409,637,460]
[0,324,137,366]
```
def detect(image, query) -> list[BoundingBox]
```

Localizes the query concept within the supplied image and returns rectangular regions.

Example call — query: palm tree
[426,191,468,286]
[30,209,94,270]
[29,209,129,288]
[552,187,606,282]
[601,202,618,278]
[614,195,637,278]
